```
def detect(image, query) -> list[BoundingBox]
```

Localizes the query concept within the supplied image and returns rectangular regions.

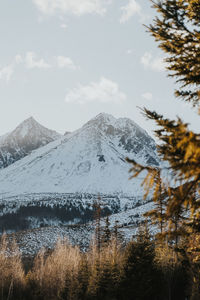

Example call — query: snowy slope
[0,117,61,169]
[83,113,158,165]
[0,113,159,197]
[7,201,155,255]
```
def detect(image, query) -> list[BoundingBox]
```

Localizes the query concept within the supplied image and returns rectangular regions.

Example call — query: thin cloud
[120,0,142,23]
[33,0,112,16]
[142,92,153,100]
[126,49,134,55]
[56,56,79,70]
[141,52,166,72]
[0,65,14,82]
[15,55,23,64]
[60,23,67,29]
[65,77,127,104]
[25,52,51,69]
[2,52,79,78]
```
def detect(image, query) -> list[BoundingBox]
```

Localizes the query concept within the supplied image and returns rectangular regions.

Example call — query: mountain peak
[24,116,36,123]
[84,113,147,137]
[83,113,116,129]
[92,112,116,122]
[14,116,42,138]
[0,117,61,169]
[20,116,41,127]
[95,112,115,119]
[0,111,159,196]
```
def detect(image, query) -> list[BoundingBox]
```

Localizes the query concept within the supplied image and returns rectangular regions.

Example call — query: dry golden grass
[0,234,190,300]
[27,239,81,300]
[0,234,25,300]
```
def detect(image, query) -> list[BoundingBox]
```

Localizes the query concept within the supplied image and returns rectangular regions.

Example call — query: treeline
[0,204,112,233]
[1,225,200,300]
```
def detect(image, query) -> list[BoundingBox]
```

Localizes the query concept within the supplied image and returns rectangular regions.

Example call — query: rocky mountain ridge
[0,113,158,233]
[0,113,159,196]
[0,117,61,168]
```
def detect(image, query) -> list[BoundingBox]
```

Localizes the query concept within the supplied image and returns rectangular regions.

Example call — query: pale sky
[0,0,199,137]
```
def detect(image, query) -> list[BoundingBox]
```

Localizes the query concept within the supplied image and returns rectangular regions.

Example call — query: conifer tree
[76,255,89,300]
[155,243,189,300]
[102,216,111,245]
[120,226,158,300]
[114,220,119,241]
[128,0,200,239]
[187,233,200,299]
[149,0,200,107]
[93,197,102,252]
[135,166,168,237]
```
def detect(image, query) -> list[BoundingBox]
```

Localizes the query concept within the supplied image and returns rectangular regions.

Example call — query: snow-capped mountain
[83,113,158,166]
[0,113,159,196]
[0,117,61,169]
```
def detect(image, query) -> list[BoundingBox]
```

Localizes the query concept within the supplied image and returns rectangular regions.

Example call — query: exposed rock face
[0,113,159,196]
[84,113,158,166]
[0,117,61,168]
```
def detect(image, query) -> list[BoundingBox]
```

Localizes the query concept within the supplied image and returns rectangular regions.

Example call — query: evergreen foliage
[127,0,200,241]
[127,0,200,298]
[1,1,199,300]
[155,243,189,300]
[93,198,102,252]
[0,235,191,300]
[102,216,111,245]
[148,0,200,107]
[119,227,159,300]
